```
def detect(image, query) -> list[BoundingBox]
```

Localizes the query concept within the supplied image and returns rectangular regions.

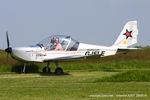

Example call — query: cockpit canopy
[37,35,79,51]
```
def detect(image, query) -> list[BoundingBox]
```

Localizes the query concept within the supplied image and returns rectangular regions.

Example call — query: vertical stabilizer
[113,21,138,48]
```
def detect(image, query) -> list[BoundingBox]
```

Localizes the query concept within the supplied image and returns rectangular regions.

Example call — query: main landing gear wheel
[55,67,63,75]
[42,67,51,73]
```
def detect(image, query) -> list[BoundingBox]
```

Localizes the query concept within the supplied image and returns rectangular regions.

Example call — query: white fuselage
[8,21,139,63]
[11,43,118,62]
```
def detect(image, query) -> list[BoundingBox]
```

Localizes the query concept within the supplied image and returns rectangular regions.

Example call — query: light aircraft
[4,21,138,74]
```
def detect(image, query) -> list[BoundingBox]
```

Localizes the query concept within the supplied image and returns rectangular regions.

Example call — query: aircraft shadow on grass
[11,64,70,76]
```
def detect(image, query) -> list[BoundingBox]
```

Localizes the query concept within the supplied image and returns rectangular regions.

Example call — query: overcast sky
[0,0,149,49]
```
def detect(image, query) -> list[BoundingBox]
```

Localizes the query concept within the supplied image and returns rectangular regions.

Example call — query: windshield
[37,35,79,51]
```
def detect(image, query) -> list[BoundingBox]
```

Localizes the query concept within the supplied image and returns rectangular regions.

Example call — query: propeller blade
[6,31,10,48]
[5,31,12,54]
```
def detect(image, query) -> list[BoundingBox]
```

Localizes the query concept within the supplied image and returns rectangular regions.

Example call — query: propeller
[5,31,12,54]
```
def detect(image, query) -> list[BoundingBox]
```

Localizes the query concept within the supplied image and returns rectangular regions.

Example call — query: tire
[42,67,51,73]
[55,68,63,75]
[20,70,25,74]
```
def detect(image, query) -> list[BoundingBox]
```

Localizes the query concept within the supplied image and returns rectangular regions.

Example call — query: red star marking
[123,29,132,39]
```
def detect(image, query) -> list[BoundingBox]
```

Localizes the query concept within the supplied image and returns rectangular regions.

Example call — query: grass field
[0,47,150,100]
[0,71,150,100]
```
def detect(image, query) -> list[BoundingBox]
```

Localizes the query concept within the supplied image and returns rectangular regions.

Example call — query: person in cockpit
[49,38,56,50]
[54,37,62,50]
[44,38,55,51]
[44,37,62,51]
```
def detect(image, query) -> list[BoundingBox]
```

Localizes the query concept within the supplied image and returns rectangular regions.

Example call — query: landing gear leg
[21,63,26,74]
[42,62,51,73]
[55,61,63,75]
